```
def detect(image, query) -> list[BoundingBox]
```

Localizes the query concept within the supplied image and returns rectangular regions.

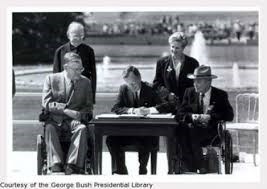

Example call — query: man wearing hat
[175,65,234,174]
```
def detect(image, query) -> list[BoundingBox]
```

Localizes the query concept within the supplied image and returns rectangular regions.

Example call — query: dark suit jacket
[153,55,199,101]
[111,81,169,114]
[175,87,234,129]
[42,72,93,124]
[53,42,96,103]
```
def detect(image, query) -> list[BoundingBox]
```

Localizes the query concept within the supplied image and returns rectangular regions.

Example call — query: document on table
[95,113,174,119]
[95,114,120,119]
[146,113,174,119]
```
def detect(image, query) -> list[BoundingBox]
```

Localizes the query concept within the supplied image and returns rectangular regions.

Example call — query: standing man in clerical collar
[53,21,97,104]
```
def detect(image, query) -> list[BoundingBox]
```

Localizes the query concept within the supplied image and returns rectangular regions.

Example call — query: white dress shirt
[172,57,182,80]
[127,89,159,114]
[64,71,74,100]
[202,87,211,114]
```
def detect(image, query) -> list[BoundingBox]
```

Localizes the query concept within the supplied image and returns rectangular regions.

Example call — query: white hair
[66,21,84,37]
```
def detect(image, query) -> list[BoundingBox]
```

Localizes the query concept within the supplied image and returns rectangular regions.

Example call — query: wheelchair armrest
[39,108,50,122]
[217,120,226,140]
[81,113,93,125]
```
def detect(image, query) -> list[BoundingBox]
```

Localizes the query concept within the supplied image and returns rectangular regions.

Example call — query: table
[90,117,178,175]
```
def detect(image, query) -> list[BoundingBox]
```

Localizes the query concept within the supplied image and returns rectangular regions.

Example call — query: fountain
[232,62,241,88]
[102,56,111,80]
[190,30,209,66]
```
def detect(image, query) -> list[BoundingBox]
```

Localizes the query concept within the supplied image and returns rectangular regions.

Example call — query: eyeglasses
[73,67,84,73]
[68,66,84,73]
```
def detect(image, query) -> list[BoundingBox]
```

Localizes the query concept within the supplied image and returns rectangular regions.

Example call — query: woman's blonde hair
[168,31,188,48]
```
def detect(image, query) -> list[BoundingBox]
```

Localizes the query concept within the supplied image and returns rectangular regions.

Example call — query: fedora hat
[187,65,217,79]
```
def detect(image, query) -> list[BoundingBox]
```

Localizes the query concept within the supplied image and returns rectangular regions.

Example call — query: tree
[12,12,84,65]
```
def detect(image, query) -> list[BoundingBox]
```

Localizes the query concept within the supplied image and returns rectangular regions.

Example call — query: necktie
[134,91,139,107]
[67,80,74,102]
[199,93,205,114]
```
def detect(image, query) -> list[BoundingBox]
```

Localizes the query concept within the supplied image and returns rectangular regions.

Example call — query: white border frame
[7,6,260,183]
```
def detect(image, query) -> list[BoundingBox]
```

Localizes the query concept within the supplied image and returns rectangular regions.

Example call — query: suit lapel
[126,87,135,107]
[66,84,74,105]
[57,72,67,103]
[66,42,71,51]
[139,82,146,106]
[193,89,201,113]
[179,54,187,74]
[209,87,217,107]
[63,75,67,102]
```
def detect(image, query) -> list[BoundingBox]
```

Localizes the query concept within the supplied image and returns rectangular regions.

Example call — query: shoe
[199,167,207,174]
[65,164,84,175]
[232,154,239,162]
[175,160,197,174]
[112,165,128,175]
[112,170,128,175]
[51,163,63,173]
[139,167,147,175]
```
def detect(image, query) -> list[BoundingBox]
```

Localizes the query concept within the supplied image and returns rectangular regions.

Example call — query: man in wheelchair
[41,52,93,175]
[175,65,234,174]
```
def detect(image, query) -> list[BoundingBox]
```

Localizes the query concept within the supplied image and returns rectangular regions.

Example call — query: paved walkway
[8,151,259,180]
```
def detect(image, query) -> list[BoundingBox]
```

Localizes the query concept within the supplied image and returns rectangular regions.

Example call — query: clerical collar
[69,43,81,50]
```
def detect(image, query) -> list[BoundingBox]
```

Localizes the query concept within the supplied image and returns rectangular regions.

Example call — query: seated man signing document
[106,65,169,175]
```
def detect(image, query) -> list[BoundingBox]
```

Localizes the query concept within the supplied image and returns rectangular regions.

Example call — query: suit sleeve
[153,59,169,94]
[89,49,97,104]
[210,92,234,122]
[175,88,194,123]
[79,79,94,122]
[53,47,61,73]
[111,86,130,114]
[154,88,176,113]
[42,75,53,110]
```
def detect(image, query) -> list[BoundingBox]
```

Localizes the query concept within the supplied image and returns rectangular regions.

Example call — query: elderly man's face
[124,72,141,92]
[194,78,212,94]
[65,61,84,81]
[169,41,184,58]
[68,28,84,47]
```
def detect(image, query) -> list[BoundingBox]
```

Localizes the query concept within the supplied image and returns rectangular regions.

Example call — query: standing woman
[153,32,199,173]
[153,32,199,111]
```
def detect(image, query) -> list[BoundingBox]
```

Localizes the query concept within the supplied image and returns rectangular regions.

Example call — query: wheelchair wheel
[37,135,43,175]
[224,131,233,174]
[37,135,47,175]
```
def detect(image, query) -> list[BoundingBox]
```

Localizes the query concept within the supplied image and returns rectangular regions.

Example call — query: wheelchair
[202,121,233,174]
[176,121,233,174]
[37,109,95,175]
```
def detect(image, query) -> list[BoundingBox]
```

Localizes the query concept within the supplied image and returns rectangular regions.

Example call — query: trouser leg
[176,126,195,172]
[45,123,64,168]
[138,147,150,170]
[66,123,88,169]
[106,136,128,174]
[138,136,157,170]
[188,127,205,170]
